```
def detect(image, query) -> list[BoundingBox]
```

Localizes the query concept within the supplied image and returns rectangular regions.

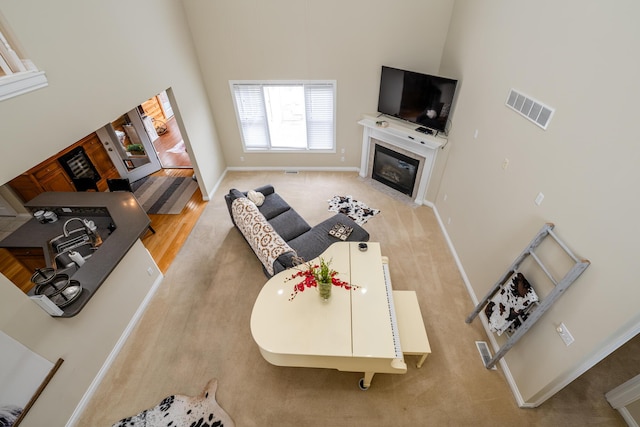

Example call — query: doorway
[142,90,192,169]
[96,89,193,184]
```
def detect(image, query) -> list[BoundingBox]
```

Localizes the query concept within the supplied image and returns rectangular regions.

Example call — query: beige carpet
[77,171,629,426]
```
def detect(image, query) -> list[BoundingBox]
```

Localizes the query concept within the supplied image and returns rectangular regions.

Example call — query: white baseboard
[431,204,526,407]
[207,168,229,201]
[226,166,360,173]
[65,273,164,427]
[617,407,640,427]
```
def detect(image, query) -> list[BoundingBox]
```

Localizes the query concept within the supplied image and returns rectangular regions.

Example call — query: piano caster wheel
[358,378,369,391]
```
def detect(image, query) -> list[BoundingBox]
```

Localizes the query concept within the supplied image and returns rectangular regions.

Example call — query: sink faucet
[63,217,90,237]
[62,217,102,246]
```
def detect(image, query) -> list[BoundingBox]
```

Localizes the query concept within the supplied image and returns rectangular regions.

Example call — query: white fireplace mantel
[358,115,446,205]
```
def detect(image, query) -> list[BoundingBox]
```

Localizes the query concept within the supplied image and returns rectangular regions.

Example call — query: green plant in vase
[315,258,333,301]
[286,257,359,301]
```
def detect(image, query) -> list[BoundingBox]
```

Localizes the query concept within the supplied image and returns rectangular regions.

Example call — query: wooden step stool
[393,290,431,368]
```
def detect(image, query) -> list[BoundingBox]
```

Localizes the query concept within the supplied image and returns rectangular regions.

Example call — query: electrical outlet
[535,192,545,206]
[556,323,574,346]
[502,158,510,170]
[147,267,154,276]
[240,156,245,162]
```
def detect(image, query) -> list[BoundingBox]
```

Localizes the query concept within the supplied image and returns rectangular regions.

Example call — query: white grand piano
[250,242,407,389]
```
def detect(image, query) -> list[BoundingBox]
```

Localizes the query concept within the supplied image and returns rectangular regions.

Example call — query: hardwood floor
[139,168,207,273]
[152,117,192,168]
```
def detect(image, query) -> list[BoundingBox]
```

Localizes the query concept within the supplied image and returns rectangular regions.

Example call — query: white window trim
[229,80,337,153]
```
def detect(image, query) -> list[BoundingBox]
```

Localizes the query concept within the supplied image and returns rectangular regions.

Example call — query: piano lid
[250,242,398,361]
[250,243,352,358]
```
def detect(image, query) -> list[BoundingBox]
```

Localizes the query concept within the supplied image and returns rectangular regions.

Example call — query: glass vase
[318,280,332,301]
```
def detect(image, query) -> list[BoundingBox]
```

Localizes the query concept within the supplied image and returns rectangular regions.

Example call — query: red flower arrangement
[286,258,359,301]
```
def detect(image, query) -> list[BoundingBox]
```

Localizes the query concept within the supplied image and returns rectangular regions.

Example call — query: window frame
[229,80,337,153]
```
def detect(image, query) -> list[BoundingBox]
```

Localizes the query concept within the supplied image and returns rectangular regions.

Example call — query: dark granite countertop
[0,192,151,317]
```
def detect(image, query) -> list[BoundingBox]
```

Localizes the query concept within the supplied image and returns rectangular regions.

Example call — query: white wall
[0,240,161,426]
[437,0,640,405]
[181,0,456,170]
[0,0,225,197]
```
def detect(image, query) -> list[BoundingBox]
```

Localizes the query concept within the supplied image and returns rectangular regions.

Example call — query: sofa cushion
[229,188,245,201]
[258,193,291,220]
[268,208,311,241]
[231,197,296,275]
[286,213,369,263]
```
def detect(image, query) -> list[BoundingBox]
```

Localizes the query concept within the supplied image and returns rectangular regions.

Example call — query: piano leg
[359,372,376,390]
[417,353,428,369]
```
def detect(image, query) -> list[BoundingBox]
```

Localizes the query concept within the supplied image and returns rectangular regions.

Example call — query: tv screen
[377,66,458,134]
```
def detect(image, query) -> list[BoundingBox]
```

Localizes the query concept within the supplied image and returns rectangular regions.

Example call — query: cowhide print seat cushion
[484,272,539,336]
[112,378,234,427]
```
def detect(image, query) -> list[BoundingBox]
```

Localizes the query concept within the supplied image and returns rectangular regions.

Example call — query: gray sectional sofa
[225,185,370,276]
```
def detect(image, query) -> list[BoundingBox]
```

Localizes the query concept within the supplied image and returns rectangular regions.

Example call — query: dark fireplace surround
[372,144,420,196]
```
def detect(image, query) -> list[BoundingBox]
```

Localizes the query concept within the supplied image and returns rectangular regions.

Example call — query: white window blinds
[231,81,336,151]
[305,83,334,150]
[233,84,270,150]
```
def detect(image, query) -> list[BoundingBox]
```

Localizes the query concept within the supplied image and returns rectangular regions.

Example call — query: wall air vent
[506,89,554,130]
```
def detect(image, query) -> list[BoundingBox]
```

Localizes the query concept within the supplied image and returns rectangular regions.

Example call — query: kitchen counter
[0,191,151,317]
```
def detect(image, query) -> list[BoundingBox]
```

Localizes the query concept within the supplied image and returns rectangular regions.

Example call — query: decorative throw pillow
[328,222,353,241]
[485,272,539,336]
[247,190,265,206]
[231,197,295,275]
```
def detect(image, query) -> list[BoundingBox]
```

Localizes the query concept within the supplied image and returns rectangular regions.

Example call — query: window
[230,81,336,152]
[0,13,47,102]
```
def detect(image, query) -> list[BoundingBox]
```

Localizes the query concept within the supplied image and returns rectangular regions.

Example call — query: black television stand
[415,126,434,135]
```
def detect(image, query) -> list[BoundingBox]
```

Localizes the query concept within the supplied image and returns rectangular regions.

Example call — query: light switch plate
[556,323,574,346]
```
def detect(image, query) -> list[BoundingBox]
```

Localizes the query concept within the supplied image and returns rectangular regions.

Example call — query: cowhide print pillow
[485,272,539,336]
[112,378,234,427]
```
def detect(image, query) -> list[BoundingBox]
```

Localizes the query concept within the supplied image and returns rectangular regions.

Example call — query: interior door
[95,107,162,183]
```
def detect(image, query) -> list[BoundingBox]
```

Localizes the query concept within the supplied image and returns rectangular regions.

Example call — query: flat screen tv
[377,66,458,134]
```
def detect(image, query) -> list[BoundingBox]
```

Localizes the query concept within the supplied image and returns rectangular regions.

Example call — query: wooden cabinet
[8,160,74,202]
[35,160,75,193]
[8,132,119,202]
[0,248,36,293]
[8,247,46,273]
[7,174,43,203]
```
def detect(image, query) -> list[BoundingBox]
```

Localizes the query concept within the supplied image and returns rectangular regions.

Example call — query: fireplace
[359,117,443,205]
[372,144,419,196]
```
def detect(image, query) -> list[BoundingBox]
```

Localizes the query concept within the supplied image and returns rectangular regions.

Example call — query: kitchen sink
[50,228,94,254]
[52,242,96,269]
[48,220,109,269]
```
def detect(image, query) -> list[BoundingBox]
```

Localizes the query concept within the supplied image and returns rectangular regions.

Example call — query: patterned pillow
[232,197,295,275]
[485,272,539,336]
